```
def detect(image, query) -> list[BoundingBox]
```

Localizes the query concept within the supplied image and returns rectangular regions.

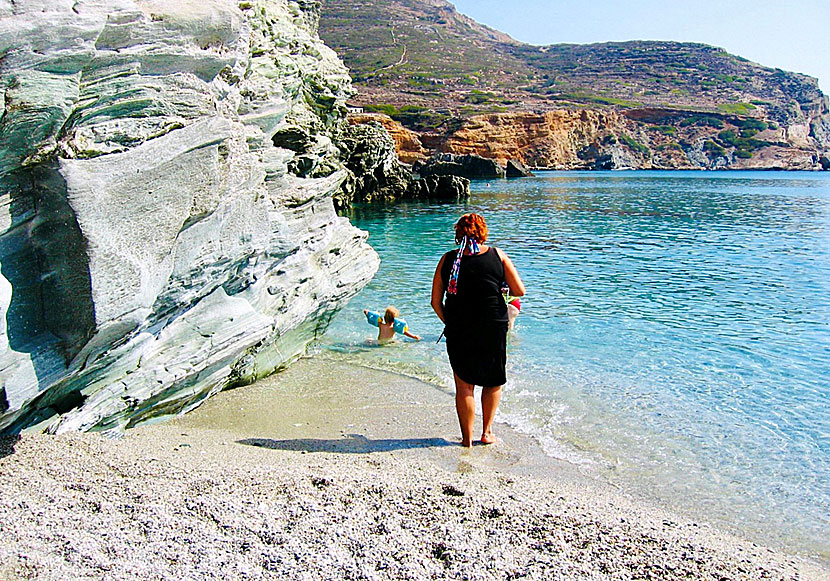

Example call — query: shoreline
[1,356,827,580]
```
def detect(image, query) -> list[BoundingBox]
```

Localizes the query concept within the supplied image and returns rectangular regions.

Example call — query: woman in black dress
[431,213,525,447]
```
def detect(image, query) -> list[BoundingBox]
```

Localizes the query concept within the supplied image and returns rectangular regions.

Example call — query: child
[363,306,421,343]
[506,296,521,330]
[501,283,521,330]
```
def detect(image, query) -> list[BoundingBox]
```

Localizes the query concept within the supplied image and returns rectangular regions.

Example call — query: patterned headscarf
[447,235,480,295]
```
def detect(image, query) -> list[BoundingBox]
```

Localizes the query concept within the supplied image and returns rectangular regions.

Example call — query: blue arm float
[365,310,408,334]
[393,318,408,334]
[365,310,382,327]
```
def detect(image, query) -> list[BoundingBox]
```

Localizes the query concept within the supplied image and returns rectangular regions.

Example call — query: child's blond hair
[384,306,399,324]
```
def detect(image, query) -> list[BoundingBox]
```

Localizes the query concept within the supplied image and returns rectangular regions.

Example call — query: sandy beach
[1,355,827,580]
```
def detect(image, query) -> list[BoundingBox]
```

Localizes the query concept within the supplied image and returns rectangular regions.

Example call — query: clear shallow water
[319,170,830,557]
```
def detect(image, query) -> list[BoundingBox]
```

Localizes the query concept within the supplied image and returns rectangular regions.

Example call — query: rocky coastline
[0,0,381,435]
[349,111,830,172]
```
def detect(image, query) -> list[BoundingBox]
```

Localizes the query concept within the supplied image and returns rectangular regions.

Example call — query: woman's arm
[431,254,447,323]
[497,248,526,297]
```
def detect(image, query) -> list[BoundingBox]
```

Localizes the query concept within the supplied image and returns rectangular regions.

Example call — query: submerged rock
[0,0,379,434]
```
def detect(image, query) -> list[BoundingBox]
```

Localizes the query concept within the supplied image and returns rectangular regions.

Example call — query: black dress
[440,247,508,387]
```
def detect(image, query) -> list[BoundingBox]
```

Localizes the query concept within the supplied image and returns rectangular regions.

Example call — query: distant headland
[320,0,830,171]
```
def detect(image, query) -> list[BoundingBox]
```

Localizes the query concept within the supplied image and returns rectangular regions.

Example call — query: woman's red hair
[454,213,488,244]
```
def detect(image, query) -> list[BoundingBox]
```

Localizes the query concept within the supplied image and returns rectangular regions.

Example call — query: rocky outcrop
[416,153,505,179]
[407,175,470,200]
[334,122,471,208]
[335,121,413,209]
[348,113,427,164]
[820,155,830,170]
[0,0,379,434]
[506,160,534,178]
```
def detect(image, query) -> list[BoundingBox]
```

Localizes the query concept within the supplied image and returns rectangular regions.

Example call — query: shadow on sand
[237,434,455,454]
[0,435,21,460]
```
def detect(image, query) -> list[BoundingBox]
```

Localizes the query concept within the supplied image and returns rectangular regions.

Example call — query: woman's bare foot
[480,432,498,445]
[461,438,473,448]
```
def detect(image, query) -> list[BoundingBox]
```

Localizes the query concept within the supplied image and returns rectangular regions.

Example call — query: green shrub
[466,90,496,104]
[735,149,753,159]
[679,115,724,128]
[704,140,726,157]
[653,125,676,135]
[406,76,435,88]
[718,130,738,146]
[717,102,757,115]
[619,133,650,156]
[656,142,683,151]
[363,104,399,116]
[734,118,767,131]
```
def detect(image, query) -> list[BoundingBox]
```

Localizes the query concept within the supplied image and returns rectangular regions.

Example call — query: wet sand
[0,356,827,580]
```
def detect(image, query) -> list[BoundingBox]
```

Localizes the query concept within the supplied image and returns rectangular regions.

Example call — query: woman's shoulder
[440,249,456,261]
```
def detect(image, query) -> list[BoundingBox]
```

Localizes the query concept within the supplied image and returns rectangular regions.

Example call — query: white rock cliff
[0,0,379,433]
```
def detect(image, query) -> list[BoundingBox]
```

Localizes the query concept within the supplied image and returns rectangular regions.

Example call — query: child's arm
[403,329,421,341]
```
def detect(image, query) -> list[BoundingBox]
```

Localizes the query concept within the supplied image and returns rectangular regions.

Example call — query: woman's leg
[480,385,502,444]
[454,373,476,447]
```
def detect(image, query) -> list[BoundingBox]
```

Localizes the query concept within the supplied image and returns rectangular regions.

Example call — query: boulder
[407,175,470,200]
[335,121,413,210]
[416,153,505,179]
[506,159,534,177]
[348,113,427,164]
[0,0,379,434]
[820,155,830,170]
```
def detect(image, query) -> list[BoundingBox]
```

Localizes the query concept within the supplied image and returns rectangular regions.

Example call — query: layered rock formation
[435,109,828,170]
[0,0,379,434]
[406,175,470,200]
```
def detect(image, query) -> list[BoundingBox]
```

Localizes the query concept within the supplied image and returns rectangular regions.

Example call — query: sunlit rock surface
[0,0,379,434]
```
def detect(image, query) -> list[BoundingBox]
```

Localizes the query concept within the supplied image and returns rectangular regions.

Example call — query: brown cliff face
[440,111,637,169]
[408,109,827,171]
[348,113,427,164]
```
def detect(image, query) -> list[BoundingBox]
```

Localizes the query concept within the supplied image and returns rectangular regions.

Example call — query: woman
[431,213,525,447]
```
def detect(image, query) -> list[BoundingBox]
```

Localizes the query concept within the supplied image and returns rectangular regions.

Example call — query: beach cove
[1,355,827,580]
[326,170,830,560]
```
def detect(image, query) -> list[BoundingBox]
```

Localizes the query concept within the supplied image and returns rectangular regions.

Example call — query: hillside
[319,0,830,169]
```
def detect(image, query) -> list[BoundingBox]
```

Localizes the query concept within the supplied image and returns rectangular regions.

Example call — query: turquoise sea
[319,170,830,558]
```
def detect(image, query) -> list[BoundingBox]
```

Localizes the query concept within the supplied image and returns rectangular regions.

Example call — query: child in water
[363,306,421,344]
